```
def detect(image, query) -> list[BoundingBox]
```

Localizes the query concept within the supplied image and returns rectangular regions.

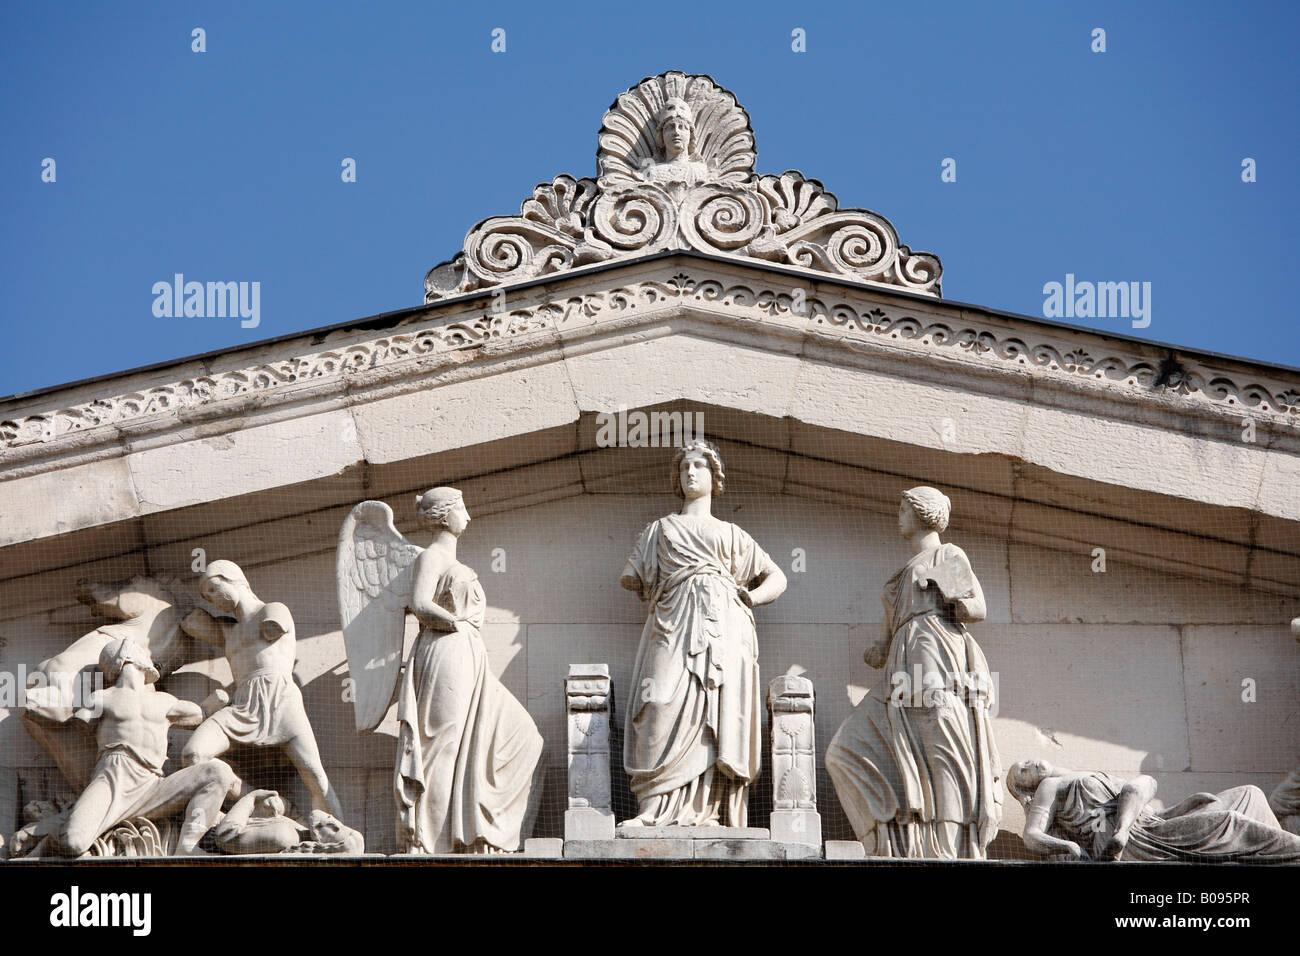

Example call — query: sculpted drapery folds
[826,487,1003,859]
[338,489,544,854]
[619,441,787,828]
[1008,760,1300,863]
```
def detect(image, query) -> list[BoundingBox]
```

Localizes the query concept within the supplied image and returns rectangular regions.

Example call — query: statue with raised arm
[618,440,788,829]
[337,489,545,854]
[21,576,188,790]
[826,486,1002,858]
[14,638,241,858]
[1007,759,1300,863]
[180,560,344,820]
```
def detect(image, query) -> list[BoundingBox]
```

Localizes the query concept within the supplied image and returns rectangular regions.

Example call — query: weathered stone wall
[2,488,1293,855]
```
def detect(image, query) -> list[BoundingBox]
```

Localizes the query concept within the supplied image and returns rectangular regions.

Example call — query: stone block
[564,839,694,860]
[565,808,615,842]
[523,838,564,859]
[824,840,866,860]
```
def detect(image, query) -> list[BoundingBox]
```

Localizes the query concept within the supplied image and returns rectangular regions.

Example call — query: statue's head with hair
[1006,759,1054,811]
[198,559,252,615]
[670,439,725,499]
[655,97,696,159]
[415,487,468,534]
[99,637,160,685]
[900,486,951,533]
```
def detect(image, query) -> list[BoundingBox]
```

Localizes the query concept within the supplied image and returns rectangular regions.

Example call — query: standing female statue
[337,489,544,853]
[1007,759,1300,862]
[619,440,787,828]
[826,487,1002,858]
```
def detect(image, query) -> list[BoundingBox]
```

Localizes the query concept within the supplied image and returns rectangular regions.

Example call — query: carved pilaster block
[767,673,821,849]
[565,664,615,842]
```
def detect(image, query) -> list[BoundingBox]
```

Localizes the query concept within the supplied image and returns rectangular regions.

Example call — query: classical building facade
[1,73,1296,861]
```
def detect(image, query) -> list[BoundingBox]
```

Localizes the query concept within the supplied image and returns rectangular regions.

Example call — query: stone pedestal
[767,673,822,849]
[564,664,615,842]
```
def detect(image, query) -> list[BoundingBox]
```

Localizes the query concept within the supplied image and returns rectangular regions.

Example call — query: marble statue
[1268,615,1300,835]
[826,486,1002,859]
[180,560,345,820]
[1007,759,1300,863]
[338,489,545,853]
[207,788,364,855]
[17,638,241,858]
[22,576,188,790]
[618,440,788,828]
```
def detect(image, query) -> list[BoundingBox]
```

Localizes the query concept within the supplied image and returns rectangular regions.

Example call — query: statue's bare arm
[260,603,293,643]
[71,690,104,725]
[1022,778,1085,859]
[408,551,459,630]
[741,564,787,608]
[165,695,204,730]
[864,594,893,668]
[181,608,225,648]
[953,561,987,624]
[619,567,645,598]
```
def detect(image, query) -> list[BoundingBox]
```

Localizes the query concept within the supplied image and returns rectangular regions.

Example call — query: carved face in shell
[656,99,694,161]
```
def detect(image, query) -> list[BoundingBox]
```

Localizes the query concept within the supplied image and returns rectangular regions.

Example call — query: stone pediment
[423,72,943,302]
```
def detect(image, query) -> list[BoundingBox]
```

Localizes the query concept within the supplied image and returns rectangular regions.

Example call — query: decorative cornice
[2,267,1296,458]
[423,72,942,302]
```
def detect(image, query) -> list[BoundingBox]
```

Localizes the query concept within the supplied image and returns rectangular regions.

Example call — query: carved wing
[337,501,422,732]
[597,72,756,188]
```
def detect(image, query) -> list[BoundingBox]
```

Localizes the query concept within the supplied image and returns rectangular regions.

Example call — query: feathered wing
[337,501,422,732]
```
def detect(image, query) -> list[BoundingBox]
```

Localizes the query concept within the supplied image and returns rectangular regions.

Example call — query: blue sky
[2,1,1297,398]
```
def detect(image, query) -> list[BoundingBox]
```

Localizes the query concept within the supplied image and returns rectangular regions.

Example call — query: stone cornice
[2,258,1297,470]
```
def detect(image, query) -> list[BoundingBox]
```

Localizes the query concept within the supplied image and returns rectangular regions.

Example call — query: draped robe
[826,543,1002,858]
[622,514,776,827]
[395,562,543,853]
[1050,772,1300,863]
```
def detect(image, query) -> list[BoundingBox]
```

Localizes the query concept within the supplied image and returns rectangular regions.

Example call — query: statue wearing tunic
[619,441,786,828]
[1008,760,1300,863]
[337,489,544,854]
[827,487,1002,859]
[395,554,543,853]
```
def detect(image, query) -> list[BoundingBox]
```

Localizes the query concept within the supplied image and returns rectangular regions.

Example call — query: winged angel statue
[337,489,544,854]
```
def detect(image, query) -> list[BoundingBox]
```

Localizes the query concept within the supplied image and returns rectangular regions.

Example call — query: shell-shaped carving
[758,171,838,232]
[598,72,755,188]
[521,174,599,238]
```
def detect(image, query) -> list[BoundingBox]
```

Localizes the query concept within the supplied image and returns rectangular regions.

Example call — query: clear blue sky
[2,1,1297,398]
